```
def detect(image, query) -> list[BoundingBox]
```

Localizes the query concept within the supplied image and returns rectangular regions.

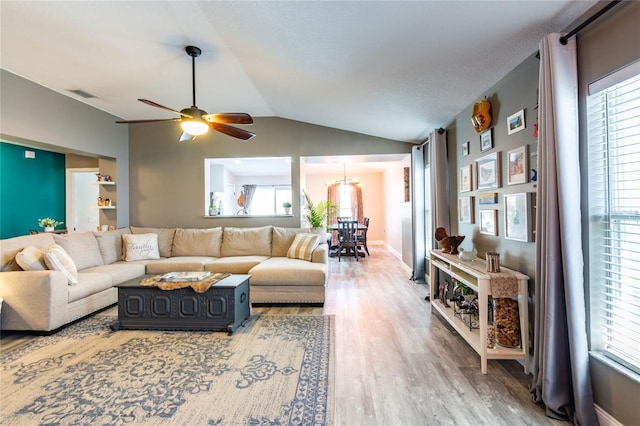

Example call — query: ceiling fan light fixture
[181,119,209,136]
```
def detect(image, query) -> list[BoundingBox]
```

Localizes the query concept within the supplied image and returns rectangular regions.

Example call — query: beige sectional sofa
[0,226,328,332]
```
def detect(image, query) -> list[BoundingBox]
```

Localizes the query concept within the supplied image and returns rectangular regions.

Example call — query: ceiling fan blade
[138,99,193,118]
[179,132,197,142]
[202,113,254,124]
[209,123,256,140]
[116,118,180,124]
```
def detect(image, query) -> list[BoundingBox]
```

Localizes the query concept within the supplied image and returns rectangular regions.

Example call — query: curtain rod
[560,0,621,45]
[535,0,621,58]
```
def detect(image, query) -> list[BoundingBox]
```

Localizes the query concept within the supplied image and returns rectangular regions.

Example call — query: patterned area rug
[1,313,334,425]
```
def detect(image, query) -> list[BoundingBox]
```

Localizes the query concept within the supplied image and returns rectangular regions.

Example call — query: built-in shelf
[95,181,116,185]
[429,249,530,374]
[97,206,116,209]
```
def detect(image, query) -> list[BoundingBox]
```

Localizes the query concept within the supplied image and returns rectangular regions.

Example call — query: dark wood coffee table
[112,274,251,334]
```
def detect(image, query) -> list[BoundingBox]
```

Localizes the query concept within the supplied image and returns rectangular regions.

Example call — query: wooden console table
[429,250,529,374]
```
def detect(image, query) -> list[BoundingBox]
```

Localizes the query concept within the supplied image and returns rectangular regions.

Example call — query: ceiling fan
[116,45,255,142]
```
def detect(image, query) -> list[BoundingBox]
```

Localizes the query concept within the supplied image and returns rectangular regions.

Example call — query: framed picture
[462,141,470,157]
[507,145,528,185]
[479,209,497,236]
[458,196,474,223]
[480,129,492,152]
[476,152,500,189]
[504,193,532,242]
[507,109,525,135]
[460,165,472,193]
[478,192,498,204]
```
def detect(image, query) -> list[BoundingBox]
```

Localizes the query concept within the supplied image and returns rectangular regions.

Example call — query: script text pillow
[15,246,47,271]
[287,233,321,261]
[44,244,78,285]
[122,233,160,262]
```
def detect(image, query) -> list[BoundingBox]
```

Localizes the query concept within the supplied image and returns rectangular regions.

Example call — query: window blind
[587,70,640,374]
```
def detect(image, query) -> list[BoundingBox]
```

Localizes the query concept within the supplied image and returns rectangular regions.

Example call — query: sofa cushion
[145,257,215,274]
[205,256,269,274]
[172,228,222,257]
[131,227,176,257]
[53,232,104,271]
[83,262,146,283]
[287,233,321,261]
[249,257,327,287]
[1,233,55,271]
[271,227,318,257]
[68,272,113,303]
[221,226,272,257]
[15,246,47,271]
[122,233,160,261]
[93,227,131,264]
[44,244,79,285]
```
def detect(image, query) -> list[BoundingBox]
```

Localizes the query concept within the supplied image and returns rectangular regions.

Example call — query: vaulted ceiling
[1,1,598,143]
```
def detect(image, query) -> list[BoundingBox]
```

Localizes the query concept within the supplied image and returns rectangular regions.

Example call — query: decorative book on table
[159,272,211,282]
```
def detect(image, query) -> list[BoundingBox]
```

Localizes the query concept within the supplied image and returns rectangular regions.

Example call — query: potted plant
[38,218,63,232]
[303,191,337,236]
[282,201,292,215]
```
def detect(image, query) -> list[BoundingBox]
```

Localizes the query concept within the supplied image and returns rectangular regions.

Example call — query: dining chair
[357,217,370,256]
[337,220,360,262]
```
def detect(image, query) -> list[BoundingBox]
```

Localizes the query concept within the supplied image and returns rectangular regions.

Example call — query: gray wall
[444,2,640,424]
[577,2,640,425]
[0,69,130,227]
[128,117,413,228]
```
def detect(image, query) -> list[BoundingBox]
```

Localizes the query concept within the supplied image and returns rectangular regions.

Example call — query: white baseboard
[595,404,623,426]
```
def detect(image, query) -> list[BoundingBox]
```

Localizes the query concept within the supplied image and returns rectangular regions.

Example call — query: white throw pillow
[15,246,47,271]
[44,244,78,285]
[122,233,160,262]
[287,233,321,261]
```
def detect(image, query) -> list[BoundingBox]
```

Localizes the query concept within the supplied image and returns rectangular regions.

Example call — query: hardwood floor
[255,243,561,426]
[1,243,561,425]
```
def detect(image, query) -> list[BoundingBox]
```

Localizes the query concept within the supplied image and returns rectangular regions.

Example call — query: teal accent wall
[0,142,66,238]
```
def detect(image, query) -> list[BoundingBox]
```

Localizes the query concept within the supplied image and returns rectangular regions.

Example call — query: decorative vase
[44,227,54,232]
[284,207,291,215]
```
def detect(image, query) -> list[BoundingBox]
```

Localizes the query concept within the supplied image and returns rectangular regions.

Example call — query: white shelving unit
[429,249,529,374]
[95,181,116,185]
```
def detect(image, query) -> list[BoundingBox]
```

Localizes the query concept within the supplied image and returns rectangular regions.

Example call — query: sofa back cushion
[272,227,321,257]
[0,233,55,271]
[53,232,104,271]
[131,227,176,258]
[221,226,272,257]
[172,228,223,257]
[93,227,131,264]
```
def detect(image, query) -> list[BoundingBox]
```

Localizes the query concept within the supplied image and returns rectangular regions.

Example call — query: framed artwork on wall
[478,192,498,204]
[480,129,493,152]
[504,192,532,242]
[507,109,526,135]
[479,209,497,236]
[460,165,472,193]
[507,145,528,185]
[476,152,500,189]
[462,141,470,157]
[458,196,474,223]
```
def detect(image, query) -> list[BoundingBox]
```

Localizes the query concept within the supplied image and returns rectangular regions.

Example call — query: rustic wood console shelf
[429,249,529,374]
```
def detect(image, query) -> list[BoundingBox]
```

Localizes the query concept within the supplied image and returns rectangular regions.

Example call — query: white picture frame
[480,129,493,152]
[504,192,532,242]
[460,165,472,193]
[507,145,528,185]
[507,109,525,135]
[479,209,497,236]
[475,152,500,190]
[458,196,474,224]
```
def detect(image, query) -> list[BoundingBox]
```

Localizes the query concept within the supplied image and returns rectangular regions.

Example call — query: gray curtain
[429,129,449,246]
[531,33,597,425]
[242,184,257,212]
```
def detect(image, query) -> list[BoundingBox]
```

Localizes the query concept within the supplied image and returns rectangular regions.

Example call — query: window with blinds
[587,63,640,374]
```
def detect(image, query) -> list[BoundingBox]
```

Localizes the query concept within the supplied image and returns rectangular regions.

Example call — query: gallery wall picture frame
[460,164,472,193]
[478,192,498,205]
[462,141,470,157]
[507,145,528,185]
[476,152,501,190]
[458,196,474,223]
[480,129,493,152]
[507,109,526,135]
[479,209,497,236]
[504,192,532,242]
